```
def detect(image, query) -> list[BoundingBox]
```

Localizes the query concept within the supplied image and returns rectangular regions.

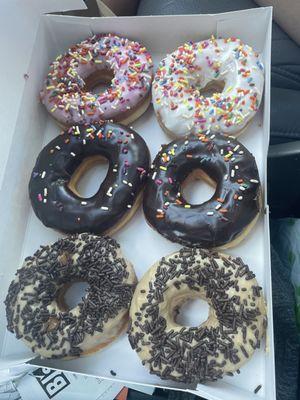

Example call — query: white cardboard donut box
[0,5,275,400]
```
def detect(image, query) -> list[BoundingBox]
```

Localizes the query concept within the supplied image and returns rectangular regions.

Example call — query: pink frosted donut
[40,34,153,126]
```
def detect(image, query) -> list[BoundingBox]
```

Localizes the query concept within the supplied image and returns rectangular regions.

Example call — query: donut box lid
[0,6,274,400]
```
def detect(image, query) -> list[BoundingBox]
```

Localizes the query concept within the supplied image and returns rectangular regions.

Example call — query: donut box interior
[0,7,275,400]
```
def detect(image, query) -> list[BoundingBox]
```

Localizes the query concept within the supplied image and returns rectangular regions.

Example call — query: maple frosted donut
[40,34,153,127]
[152,37,264,138]
[128,248,267,383]
[29,122,150,235]
[143,133,261,248]
[5,234,137,359]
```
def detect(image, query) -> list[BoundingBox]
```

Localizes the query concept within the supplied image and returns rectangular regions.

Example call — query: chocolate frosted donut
[143,133,261,248]
[5,234,137,359]
[29,122,150,234]
[128,248,267,383]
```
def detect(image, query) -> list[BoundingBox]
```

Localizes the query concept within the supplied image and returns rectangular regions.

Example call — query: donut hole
[181,169,217,205]
[198,79,225,98]
[68,155,109,198]
[84,69,114,95]
[175,297,210,327]
[57,281,89,311]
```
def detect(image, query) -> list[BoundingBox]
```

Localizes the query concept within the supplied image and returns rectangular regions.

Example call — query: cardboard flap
[9,0,87,16]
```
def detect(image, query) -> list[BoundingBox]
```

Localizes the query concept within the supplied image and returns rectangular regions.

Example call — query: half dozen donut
[6,35,267,384]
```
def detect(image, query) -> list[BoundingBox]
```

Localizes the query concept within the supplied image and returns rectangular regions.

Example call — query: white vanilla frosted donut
[152,37,264,138]
[5,234,137,359]
[129,248,267,383]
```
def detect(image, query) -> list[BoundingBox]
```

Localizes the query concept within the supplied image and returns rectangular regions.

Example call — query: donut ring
[40,34,153,127]
[5,234,137,359]
[152,37,264,138]
[29,122,150,234]
[143,133,261,248]
[128,248,267,383]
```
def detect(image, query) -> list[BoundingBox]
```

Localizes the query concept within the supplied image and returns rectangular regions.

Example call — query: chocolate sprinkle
[5,234,136,358]
[254,384,262,394]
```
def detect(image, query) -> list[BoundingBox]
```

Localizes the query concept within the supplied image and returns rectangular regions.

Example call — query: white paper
[17,368,123,400]
[0,364,154,400]
[15,367,154,400]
